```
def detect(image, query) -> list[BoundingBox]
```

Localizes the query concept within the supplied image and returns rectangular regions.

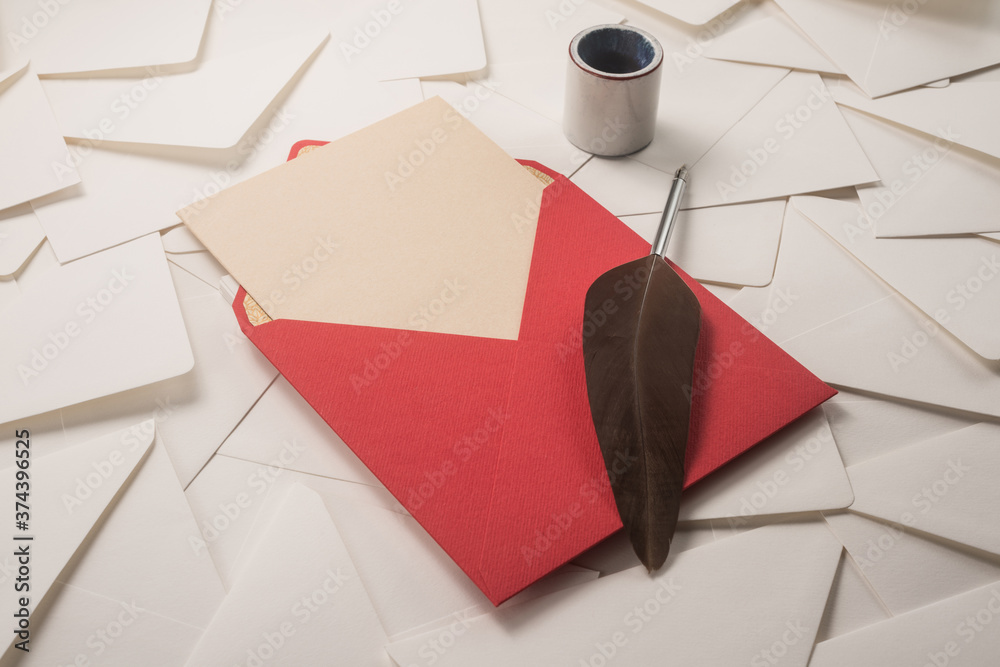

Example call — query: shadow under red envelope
[231,143,835,605]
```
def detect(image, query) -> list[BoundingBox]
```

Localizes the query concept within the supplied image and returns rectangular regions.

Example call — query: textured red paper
[231,143,835,604]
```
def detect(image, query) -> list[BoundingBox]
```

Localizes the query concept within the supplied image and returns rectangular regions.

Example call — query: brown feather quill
[582,166,701,571]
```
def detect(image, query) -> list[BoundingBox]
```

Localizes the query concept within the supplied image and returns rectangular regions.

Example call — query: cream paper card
[178,97,545,340]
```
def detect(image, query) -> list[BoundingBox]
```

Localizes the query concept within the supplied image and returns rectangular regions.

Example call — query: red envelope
[231,143,835,605]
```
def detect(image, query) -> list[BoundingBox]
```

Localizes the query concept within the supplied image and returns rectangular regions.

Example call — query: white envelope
[0,422,153,657]
[9,439,227,666]
[845,423,1000,556]
[704,13,842,74]
[570,522,718,577]
[41,32,330,148]
[30,31,328,263]
[160,225,206,254]
[825,511,1000,616]
[823,389,977,468]
[0,0,210,75]
[0,234,193,425]
[7,238,59,296]
[420,79,584,177]
[183,484,392,666]
[698,281,741,301]
[166,252,230,290]
[841,106,1000,237]
[325,0,485,81]
[387,520,842,667]
[831,78,1000,160]
[678,408,854,521]
[218,375,380,488]
[55,262,277,487]
[185,454,404,590]
[774,0,1000,97]
[318,492,598,641]
[617,199,786,287]
[473,7,787,174]
[476,0,624,65]
[685,71,878,208]
[30,28,420,262]
[814,551,890,643]
[634,0,742,26]
[0,205,44,277]
[0,63,79,211]
[728,197,1000,418]
[0,276,18,312]
[809,580,1000,666]
[795,195,1000,359]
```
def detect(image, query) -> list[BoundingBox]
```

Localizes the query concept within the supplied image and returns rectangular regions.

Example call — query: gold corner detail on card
[296,144,321,158]
[523,165,554,186]
[243,293,272,326]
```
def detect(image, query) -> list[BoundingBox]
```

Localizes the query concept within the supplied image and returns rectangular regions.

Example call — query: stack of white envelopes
[1,0,999,665]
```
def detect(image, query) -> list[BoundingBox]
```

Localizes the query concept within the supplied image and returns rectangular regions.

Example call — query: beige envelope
[178,97,545,341]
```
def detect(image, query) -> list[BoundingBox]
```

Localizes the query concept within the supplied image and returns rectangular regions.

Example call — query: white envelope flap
[183,484,390,666]
[54,441,226,629]
[0,233,193,424]
[0,420,153,654]
[686,72,878,208]
[846,423,1000,556]
[619,199,786,287]
[634,0,742,26]
[386,521,842,667]
[704,14,842,74]
[0,0,211,75]
[41,31,328,149]
[0,62,80,211]
[794,195,1000,360]
[810,581,1000,666]
[679,408,854,521]
[823,390,976,468]
[841,106,1000,237]
[774,0,1000,97]
[831,78,1000,160]
[0,204,45,277]
[825,511,1000,616]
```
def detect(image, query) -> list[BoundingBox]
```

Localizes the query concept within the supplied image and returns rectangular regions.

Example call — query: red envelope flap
[230,145,836,605]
